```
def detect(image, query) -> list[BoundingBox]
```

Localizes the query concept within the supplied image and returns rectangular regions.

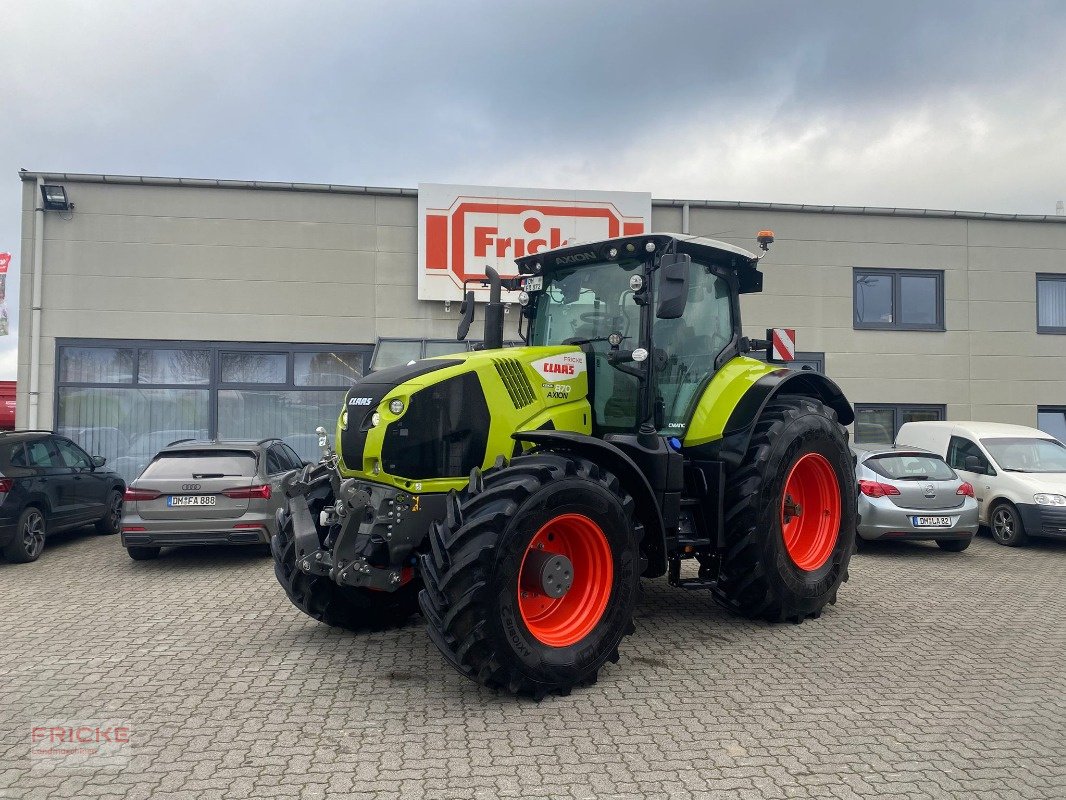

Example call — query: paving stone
[1,532,1064,799]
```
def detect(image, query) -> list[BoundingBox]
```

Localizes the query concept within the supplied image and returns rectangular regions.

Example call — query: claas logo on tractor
[273,230,857,699]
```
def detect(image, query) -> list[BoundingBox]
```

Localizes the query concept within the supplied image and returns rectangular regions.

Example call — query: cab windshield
[530,260,644,432]
[529,261,643,346]
[981,437,1066,473]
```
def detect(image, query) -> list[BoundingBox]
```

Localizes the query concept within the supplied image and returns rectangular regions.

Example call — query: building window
[853,269,944,331]
[1038,406,1066,441]
[1036,274,1066,334]
[854,403,946,445]
[55,340,372,481]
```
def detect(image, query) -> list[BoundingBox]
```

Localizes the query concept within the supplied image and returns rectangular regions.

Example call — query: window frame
[1036,273,1066,335]
[853,268,945,332]
[854,403,947,445]
[1037,405,1066,440]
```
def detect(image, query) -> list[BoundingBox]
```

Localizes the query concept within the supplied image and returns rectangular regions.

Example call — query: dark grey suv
[0,431,126,563]
[120,438,305,560]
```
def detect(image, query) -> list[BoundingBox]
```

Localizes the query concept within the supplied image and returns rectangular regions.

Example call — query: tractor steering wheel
[579,311,611,325]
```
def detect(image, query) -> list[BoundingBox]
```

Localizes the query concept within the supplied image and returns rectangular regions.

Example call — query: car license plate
[168,495,216,507]
[912,516,951,528]
[522,276,543,292]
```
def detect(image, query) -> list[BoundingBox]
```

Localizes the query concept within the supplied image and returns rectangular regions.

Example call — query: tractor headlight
[341,410,349,430]
[389,399,404,415]
[1034,493,1066,506]
[518,291,530,306]
[644,240,656,253]
[607,246,619,259]
[371,412,381,427]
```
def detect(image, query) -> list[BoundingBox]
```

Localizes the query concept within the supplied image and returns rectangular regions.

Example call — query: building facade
[16,171,1066,478]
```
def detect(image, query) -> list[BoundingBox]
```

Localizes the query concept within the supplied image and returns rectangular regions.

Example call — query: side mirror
[457,290,476,341]
[656,253,691,319]
[964,455,982,472]
[91,455,106,468]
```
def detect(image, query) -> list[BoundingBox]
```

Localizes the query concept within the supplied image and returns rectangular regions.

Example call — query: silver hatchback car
[853,445,979,551]
[120,438,304,560]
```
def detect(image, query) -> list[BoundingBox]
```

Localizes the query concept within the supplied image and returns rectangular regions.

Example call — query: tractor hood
[336,346,592,492]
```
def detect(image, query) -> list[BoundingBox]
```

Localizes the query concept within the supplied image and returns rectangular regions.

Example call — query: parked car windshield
[864,453,956,481]
[980,437,1066,473]
[141,451,257,479]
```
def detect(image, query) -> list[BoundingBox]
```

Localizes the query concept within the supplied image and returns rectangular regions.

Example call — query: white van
[894,421,1066,547]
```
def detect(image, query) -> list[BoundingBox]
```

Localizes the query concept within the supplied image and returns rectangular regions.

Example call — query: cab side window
[267,445,302,475]
[947,436,993,475]
[280,444,303,470]
[25,438,62,468]
[55,438,92,469]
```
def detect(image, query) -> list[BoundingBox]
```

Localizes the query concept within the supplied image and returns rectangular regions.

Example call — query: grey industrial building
[16,170,1066,480]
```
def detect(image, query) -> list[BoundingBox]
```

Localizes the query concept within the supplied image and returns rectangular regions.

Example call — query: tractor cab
[515,233,765,437]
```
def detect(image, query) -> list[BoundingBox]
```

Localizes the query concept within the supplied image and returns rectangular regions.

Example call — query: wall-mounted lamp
[40,184,72,211]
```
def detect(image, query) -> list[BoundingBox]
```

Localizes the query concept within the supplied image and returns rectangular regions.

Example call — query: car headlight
[1034,493,1066,506]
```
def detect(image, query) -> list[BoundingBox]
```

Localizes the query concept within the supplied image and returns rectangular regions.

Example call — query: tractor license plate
[522,276,543,292]
[168,495,216,507]
[912,516,951,528]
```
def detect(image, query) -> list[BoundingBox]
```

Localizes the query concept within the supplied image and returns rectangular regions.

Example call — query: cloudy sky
[2,1,1065,379]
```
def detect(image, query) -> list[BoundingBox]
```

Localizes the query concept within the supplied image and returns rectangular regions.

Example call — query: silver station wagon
[853,445,980,551]
[120,438,304,560]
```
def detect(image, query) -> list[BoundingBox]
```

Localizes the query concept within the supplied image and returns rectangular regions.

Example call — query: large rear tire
[419,453,641,698]
[271,504,421,631]
[714,396,856,623]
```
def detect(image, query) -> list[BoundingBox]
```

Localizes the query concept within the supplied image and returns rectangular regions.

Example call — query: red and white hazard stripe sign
[769,328,796,362]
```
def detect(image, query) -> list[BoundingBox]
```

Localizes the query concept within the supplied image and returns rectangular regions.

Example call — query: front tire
[990,502,1028,547]
[419,453,641,698]
[271,504,420,631]
[714,396,856,623]
[3,507,47,563]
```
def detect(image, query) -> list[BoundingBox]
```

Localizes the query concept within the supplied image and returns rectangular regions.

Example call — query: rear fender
[512,430,667,578]
[687,366,854,467]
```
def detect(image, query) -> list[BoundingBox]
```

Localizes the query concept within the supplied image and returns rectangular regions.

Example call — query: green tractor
[273,231,857,698]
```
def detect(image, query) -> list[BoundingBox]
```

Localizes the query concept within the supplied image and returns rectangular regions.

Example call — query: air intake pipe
[482,266,504,351]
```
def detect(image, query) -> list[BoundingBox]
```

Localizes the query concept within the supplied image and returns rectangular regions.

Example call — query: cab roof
[513,232,764,293]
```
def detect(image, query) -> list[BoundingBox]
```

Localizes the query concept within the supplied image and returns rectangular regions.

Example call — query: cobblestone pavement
[1,528,1064,800]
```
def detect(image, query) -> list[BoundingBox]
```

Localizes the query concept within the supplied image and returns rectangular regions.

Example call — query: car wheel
[95,490,123,535]
[3,507,47,563]
[127,546,161,561]
[990,503,1028,547]
[936,537,971,552]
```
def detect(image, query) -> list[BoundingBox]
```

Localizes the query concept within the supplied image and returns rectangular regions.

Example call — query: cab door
[946,435,996,522]
[22,437,79,528]
[55,437,109,522]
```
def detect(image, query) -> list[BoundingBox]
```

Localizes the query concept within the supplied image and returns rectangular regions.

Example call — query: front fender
[512,430,667,577]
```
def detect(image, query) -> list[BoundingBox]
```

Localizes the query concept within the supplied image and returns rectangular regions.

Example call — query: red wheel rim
[518,514,614,647]
[780,452,841,571]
